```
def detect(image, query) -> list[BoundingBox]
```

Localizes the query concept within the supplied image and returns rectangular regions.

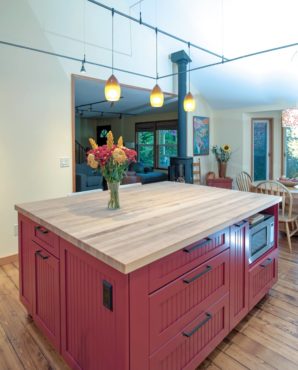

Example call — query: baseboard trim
[0,254,18,266]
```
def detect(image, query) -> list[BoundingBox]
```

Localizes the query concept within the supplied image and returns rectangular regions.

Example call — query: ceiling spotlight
[105,9,121,102]
[80,54,86,73]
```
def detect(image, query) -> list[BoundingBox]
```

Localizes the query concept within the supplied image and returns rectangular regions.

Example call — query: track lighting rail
[88,0,228,62]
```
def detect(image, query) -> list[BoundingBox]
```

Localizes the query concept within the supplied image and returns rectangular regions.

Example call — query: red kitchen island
[15,182,280,370]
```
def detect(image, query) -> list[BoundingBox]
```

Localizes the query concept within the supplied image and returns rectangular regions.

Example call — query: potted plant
[211,145,232,178]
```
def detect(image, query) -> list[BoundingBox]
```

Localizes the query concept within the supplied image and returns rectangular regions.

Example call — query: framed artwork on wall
[193,116,210,155]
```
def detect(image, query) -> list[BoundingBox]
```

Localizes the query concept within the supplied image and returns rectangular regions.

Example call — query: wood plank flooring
[0,237,298,369]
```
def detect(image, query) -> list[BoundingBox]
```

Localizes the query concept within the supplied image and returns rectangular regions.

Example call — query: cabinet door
[248,249,278,310]
[19,215,35,314]
[33,242,60,351]
[230,222,249,329]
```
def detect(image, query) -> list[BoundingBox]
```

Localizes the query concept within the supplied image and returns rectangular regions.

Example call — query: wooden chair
[236,171,252,192]
[193,158,201,185]
[256,180,298,251]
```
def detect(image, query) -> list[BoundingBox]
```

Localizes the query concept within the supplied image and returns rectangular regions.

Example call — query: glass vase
[107,182,120,209]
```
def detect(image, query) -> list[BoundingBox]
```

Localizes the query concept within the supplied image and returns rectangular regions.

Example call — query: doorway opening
[251,118,273,181]
[71,74,177,192]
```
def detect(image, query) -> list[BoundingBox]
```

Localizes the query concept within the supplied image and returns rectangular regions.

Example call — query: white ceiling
[122,0,298,110]
[75,78,177,118]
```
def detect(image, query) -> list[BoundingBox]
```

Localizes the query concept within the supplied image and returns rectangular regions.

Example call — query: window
[136,120,178,169]
[136,131,154,167]
[157,130,178,168]
[283,127,298,178]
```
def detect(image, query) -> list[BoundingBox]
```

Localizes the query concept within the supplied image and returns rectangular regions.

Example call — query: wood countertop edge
[15,197,280,274]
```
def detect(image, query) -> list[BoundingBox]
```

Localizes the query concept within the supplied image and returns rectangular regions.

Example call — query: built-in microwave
[248,215,275,264]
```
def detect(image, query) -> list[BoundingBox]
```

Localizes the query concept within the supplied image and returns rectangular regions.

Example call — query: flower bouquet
[87,131,137,209]
[211,145,232,178]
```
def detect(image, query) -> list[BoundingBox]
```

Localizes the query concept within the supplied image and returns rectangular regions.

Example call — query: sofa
[76,163,103,192]
[129,162,168,184]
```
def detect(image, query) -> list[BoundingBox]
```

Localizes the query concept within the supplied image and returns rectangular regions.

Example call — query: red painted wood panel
[149,228,229,292]
[149,249,229,354]
[60,238,129,370]
[18,215,35,314]
[130,266,150,370]
[33,243,60,351]
[149,294,229,370]
[248,248,278,310]
[229,222,249,329]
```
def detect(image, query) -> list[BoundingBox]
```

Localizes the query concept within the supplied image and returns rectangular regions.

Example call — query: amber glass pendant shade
[183,92,196,112]
[105,74,121,102]
[150,84,164,107]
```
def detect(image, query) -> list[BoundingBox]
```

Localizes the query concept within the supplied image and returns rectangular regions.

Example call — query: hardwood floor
[0,237,298,369]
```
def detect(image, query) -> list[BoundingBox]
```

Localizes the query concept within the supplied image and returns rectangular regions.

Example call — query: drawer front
[32,222,59,258]
[150,294,229,370]
[248,249,278,310]
[149,228,229,292]
[149,249,229,354]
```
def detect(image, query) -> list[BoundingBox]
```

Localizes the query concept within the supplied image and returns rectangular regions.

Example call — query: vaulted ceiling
[122,0,298,110]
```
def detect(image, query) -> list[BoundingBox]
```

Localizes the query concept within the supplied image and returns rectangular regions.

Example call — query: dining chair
[236,171,252,192]
[256,180,298,251]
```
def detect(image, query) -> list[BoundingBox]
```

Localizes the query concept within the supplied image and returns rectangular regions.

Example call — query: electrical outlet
[14,224,18,237]
[59,157,70,168]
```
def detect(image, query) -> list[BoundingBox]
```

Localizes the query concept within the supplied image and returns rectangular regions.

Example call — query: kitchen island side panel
[60,238,130,370]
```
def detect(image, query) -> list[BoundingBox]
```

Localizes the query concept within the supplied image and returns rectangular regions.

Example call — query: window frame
[135,120,178,169]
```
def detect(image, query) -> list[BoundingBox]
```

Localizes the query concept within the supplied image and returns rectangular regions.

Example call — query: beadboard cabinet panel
[60,239,130,370]
[229,222,249,329]
[33,243,60,351]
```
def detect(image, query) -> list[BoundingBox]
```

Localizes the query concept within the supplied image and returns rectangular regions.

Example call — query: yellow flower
[107,131,114,149]
[89,138,98,149]
[87,153,99,169]
[117,136,123,148]
[222,144,231,153]
[112,148,127,164]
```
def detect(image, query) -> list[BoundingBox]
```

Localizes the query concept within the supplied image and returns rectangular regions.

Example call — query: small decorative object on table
[87,132,137,209]
[211,144,232,178]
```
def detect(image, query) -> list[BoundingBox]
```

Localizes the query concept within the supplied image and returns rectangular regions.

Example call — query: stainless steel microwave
[248,215,275,264]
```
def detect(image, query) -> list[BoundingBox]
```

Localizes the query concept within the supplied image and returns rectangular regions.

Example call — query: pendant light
[105,8,121,102]
[183,43,196,112]
[150,28,164,108]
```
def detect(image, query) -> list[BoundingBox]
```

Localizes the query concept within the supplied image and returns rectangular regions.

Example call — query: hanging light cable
[150,28,164,108]
[183,42,196,112]
[80,0,87,73]
[105,8,121,102]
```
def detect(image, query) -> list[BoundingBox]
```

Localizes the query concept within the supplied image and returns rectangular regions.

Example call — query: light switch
[60,157,70,168]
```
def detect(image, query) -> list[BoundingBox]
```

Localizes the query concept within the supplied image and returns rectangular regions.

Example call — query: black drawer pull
[35,250,49,260]
[183,265,212,284]
[35,225,49,234]
[182,313,212,337]
[261,258,273,268]
[183,238,212,253]
[235,221,246,228]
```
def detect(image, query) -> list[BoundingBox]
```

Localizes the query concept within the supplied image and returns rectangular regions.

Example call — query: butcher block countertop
[15,182,280,274]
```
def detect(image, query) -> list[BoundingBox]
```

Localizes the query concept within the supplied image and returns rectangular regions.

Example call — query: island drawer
[148,228,229,292]
[32,221,59,258]
[149,249,229,354]
[248,248,278,310]
[149,293,229,370]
